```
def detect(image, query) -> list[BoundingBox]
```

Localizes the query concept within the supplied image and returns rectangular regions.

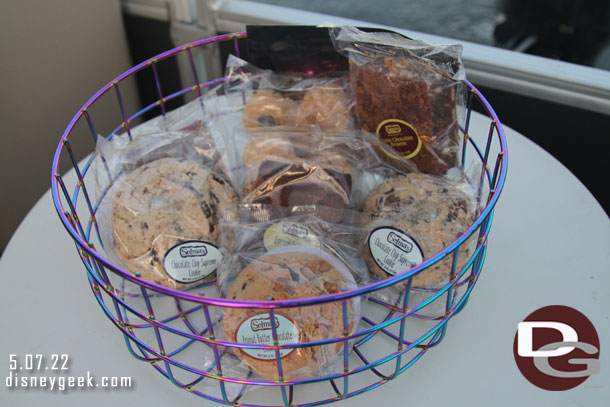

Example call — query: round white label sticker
[263,221,320,251]
[235,313,300,360]
[368,227,424,276]
[163,241,222,283]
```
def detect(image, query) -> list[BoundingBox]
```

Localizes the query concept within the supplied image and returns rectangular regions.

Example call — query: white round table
[1,116,609,406]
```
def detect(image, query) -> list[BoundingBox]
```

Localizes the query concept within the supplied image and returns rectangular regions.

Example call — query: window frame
[122,0,610,115]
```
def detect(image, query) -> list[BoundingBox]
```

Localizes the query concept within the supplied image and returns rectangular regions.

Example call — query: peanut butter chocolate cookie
[223,248,357,380]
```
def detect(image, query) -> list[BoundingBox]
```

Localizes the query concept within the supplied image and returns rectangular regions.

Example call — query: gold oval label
[376,119,422,159]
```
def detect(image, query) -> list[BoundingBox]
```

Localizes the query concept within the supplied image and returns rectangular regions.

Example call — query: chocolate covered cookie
[242,160,353,223]
[241,133,354,224]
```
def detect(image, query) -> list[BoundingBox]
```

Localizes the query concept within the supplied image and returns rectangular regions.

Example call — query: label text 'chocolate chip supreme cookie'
[368,227,424,276]
[163,241,222,283]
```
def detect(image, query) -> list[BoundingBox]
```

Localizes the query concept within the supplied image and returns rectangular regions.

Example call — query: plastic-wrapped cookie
[362,173,477,287]
[294,86,352,132]
[223,246,359,380]
[242,90,297,131]
[111,157,238,289]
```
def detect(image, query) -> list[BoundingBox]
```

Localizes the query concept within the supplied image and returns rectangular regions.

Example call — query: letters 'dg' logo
[513,305,600,390]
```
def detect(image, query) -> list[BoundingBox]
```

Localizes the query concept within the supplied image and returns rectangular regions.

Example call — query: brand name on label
[384,124,402,134]
[179,246,208,258]
[250,317,280,332]
[387,232,413,253]
[282,223,308,238]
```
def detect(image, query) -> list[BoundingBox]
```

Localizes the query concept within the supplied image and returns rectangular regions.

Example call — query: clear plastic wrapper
[236,127,418,223]
[331,26,467,175]
[202,55,353,160]
[359,171,480,313]
[217,208,369,289]
[125,95,209,138]
[93,124,239,292]
[216,209,369,381]
[222,55,354,134]
[239,130,357,224]
[201,55,359,195]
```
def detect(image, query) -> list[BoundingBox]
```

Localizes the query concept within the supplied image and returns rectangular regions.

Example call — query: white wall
[0,0,140,253]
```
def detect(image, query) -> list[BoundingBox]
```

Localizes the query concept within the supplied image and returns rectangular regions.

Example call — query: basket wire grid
[51,32,507,406]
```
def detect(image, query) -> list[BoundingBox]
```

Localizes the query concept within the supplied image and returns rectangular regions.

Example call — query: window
[248,0,610,72]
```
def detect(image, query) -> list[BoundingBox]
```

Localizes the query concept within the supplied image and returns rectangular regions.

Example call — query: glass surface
[249,0,610,71]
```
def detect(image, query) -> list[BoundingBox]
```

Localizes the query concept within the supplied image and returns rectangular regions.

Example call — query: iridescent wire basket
[51,32,507,406]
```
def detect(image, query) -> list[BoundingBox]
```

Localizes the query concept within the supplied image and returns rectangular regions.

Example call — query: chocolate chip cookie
[111,157,238,289]
[362,173,477,286]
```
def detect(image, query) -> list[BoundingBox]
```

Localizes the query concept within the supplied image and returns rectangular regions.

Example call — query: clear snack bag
[93,107,239,291]
[331,26,468,175]
[239,129,358,224]
[216,209,369,382]
[222,55,354,134]
[359,171,480,314]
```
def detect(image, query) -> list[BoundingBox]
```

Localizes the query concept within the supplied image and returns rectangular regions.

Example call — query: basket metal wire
[51,32,508,406]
